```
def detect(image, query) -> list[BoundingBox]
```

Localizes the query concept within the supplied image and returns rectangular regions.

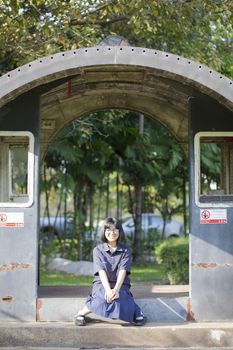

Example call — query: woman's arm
[99,269,126,302]
[114,269,126,293]
[93,247,114,302]
[99,270,115,302]
[99,270,111,292]
[111,247,131,300]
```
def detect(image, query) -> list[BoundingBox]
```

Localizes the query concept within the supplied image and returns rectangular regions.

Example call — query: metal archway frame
[1,46,232,109]
[1,47,232,159]
[0,46,233,323]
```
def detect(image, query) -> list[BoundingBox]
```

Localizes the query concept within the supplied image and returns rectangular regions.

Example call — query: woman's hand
[105,288,119,303]
[112,288,119,300]
[105,289,115,303]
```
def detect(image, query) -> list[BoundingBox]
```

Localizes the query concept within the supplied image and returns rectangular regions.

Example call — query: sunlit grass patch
[40,264,165,286]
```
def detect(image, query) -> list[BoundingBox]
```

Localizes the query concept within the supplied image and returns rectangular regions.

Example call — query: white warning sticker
[200,209,227,224]
[0,212,24,227]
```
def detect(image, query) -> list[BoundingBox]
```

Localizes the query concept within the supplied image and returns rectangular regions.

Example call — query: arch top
[0,46,232,112]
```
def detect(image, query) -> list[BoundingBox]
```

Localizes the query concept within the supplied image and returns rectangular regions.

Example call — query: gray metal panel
[0,92,40,321]
[189,96,233,321]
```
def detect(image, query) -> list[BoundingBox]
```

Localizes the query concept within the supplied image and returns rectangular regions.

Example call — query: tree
[44,117,114,259]
[103,111,162,261]
[42,110,187,261]
[142,118,187,238]
[0,1,232,79]
[200,142,221,193]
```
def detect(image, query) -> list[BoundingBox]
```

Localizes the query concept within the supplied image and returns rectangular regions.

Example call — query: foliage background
[0,0,232,78]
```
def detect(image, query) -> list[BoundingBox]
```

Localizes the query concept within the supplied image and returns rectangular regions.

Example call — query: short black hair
[101,217,125,243]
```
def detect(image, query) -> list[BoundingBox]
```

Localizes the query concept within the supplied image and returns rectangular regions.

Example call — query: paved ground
[1,321,233,348]
[1,348,233,350]
[2,286,232,349]
[38,284,189,299]
[37,284,189,322]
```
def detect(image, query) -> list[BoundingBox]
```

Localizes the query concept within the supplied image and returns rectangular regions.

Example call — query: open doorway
[39,109,189,292]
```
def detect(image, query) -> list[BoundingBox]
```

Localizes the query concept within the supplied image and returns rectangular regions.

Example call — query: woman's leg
[133,302,147,325]
[134,302,143,318]
[74,306,91,326]
[77,305,91,317]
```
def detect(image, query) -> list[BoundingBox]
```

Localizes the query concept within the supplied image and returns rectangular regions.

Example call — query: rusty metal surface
[1,296,14,303]
[186,298,196,322]
[0,263,31,272]
[36,300,42,322]
[191,263,233,268]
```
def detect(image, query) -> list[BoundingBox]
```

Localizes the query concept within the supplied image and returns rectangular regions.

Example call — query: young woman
[74,217,147,326]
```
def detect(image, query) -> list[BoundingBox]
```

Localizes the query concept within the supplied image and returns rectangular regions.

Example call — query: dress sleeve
[118,247,132,274]
[93,246,106,275]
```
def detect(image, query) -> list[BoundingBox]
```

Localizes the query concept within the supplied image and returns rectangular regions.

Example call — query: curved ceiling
[0,46,232,156]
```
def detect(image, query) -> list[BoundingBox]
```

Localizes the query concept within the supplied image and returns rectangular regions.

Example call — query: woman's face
[104,224,120,243]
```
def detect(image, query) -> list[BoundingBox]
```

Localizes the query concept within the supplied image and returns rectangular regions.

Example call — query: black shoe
[74,314,86,326]
[134,315,147,326]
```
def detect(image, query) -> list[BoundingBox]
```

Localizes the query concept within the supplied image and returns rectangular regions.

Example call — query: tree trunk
[53,185,63,245]
[76,177,84,261]
[161,201,168,240]
[63,174,68,255]
[133,114,144,262]
[116,172,120,218]
[134,183,142,262]
[89,184,94,230]
[73,190,78,259]
[105,174,109,218]
[127,185,135,220]
[161,212,167,240]
[43,164,50,223]
[93,185,102,248]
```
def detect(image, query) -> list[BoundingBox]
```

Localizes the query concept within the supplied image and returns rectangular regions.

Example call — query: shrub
[125,228,162,261]
[40,237,79,267]
[155,237,189,284]
[143,228,161,251]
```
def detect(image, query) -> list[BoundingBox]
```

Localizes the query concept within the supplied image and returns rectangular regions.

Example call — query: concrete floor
[37,284,189,322]
[1,321,233,348]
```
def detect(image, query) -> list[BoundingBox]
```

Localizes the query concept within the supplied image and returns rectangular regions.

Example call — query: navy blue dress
[85,242,142,323]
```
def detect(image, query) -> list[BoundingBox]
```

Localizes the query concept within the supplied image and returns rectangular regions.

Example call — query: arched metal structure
[0,46,233,322]
[0,47,232,156]
[1,46,232,108]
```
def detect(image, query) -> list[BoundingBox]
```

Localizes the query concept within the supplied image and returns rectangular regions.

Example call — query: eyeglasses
[105,228,119,234]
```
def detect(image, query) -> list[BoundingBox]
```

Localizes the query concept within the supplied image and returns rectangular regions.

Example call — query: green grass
[40,268,92,285]
[131,264,164,284]
[39,264,165,286]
